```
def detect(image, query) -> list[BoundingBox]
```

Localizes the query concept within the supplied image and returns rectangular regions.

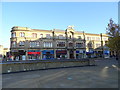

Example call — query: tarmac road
[2,58,118,88]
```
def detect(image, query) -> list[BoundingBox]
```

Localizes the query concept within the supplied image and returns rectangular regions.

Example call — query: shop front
[97,51,103,57]
[10,50,19,61]
[86,50,94,58]
[104,50,110,58]
[56,50,67,59]
[28,50,41,60]
[10,50,26,61]
[76,50,85,59]
[42,50,54,60]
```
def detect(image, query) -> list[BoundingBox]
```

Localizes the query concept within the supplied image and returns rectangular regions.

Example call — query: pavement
[2,58,119,88]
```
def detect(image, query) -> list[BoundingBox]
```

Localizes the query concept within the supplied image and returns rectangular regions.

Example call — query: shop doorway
[69,50,74,59]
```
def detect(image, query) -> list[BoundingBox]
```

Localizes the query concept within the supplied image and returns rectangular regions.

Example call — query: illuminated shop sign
[28,52,41,54]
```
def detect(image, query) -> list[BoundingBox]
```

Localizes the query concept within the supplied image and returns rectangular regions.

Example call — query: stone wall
[2,59,95,74]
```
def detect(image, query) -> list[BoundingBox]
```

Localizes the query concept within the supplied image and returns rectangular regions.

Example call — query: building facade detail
[10,26,109,60]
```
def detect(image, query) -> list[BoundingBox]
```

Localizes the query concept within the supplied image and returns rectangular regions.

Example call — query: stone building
[10,26,109,60]
[0,45,10,60]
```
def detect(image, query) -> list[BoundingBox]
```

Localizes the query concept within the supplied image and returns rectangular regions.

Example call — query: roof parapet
[12,26,31,31]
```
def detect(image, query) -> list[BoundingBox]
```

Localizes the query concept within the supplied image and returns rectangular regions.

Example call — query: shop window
[11,32,16,38]
[32,33,37,38]
[57,42,65,47]
[19,41,25,46]
[20,32,25,37]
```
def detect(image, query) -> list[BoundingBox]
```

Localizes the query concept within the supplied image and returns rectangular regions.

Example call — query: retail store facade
[10,26,109,60]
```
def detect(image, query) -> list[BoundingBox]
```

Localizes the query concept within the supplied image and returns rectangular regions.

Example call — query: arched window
[40,34,43,38]
[11,32,16,37]
[20,32,25,37]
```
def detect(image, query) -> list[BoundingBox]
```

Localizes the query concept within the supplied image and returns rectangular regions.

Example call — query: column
[67,50,70,59]
[26,51,28,60]
[74,50,76,59]
[54,49,56,59]
[40,51,43,60]
[25,40,28,60]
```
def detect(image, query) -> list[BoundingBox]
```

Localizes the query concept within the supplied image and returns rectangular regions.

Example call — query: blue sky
[1,2,118,48]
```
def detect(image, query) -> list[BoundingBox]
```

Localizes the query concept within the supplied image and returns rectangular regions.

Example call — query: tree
[106,18,120,60]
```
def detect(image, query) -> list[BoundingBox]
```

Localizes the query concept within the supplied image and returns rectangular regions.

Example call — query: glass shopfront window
[56,50,67,59]
[42,50,54,60]
[28,50,41,60]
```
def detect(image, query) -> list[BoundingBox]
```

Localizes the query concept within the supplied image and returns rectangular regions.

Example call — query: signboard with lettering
[28,52,41,55]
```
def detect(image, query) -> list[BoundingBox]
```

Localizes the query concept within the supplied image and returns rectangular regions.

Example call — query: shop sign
[56,50,67,54]
[28,52,41,54]
[104,50,110,54]
[86,51,94,54]
[42,50,54,54]
[11,50,18,52]
[28,50,40,52]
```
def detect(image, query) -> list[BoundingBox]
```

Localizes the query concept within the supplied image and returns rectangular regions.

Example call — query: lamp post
[52,29,56,59]
[65,29,69,59]
[100,33,104,58]
[24,37,28,60]
[83,31,86,58]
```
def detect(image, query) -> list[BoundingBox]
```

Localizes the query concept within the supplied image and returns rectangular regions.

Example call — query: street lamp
[83,31,86,58]
[100,33,104,58]
[52,29,56,59]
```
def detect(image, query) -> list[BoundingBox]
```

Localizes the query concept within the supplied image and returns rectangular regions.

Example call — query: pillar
[54,49,56,59]
[40,51,43,60]
[26,50,28,60]
[67,50,70,59]
[74,50,76,59]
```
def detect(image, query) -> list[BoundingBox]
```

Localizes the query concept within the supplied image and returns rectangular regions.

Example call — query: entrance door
[69,50,74,59]
[46,52,51,59]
